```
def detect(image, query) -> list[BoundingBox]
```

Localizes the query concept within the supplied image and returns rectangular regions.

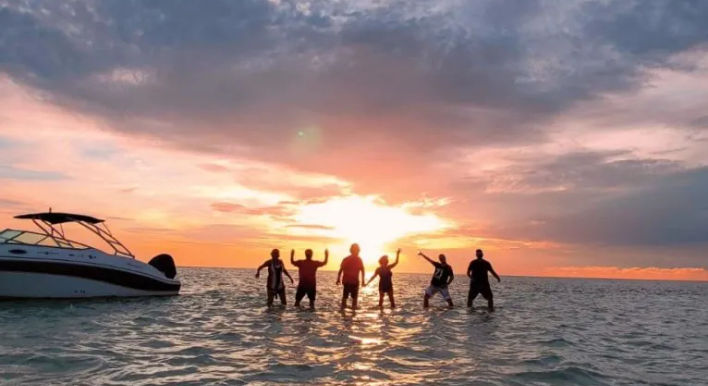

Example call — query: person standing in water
[418,251,454,308]
[364,248,401,308]
[467,248,501,311]
[255,249,294,307]
[290,248,328,309]
[336,243,365,311]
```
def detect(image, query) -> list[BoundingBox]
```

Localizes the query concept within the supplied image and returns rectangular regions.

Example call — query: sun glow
[289,195,450,265]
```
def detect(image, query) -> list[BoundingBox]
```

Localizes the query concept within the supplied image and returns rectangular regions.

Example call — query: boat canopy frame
[13,212,135,258]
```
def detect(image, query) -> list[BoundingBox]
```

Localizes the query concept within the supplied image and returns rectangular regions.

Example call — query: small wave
[511,366,611,385]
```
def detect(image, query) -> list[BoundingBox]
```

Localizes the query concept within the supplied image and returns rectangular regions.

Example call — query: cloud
[541,266,708,281]
[583,1,708,57]
[2,1,708,194]
[478,151,684,194]
[210,202,248,213]
[285,224,335,231]
[689,115,708,129]
[210,202,295,218]
[2,0,708,158]
[498,167,708,246]
[0,198,25,207]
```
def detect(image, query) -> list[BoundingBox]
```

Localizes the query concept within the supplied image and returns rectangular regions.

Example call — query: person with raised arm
[467,248,501,312]
[291,248,329,309]
[418,251,454,308]
[365,248,401,308]
[255,249,294,307]
[336,243,365,311]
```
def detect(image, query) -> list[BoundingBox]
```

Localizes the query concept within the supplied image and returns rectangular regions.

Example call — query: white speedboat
[0,212,181,298]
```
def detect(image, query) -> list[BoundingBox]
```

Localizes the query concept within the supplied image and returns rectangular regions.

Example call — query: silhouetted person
[365,248,401,308]
[291,248,328,309]
[256,249,294,307]
[467,249,500,311]
[336,243,365,311]
[419,251,454,308]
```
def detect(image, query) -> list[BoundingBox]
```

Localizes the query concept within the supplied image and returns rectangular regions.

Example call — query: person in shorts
[418,251,454,308]
[255,249,294,307]
[467,248,501,311]
[336,243,365,311]
[364,248,401,308]
[291,248,328,309]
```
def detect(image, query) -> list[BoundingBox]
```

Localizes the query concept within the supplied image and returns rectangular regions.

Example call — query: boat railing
[9,212,136,259]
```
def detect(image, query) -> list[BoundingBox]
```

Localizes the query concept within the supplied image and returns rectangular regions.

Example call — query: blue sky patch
[0,165,69,181]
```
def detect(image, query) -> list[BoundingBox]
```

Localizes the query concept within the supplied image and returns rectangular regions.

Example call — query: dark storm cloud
[443,150,705,253]
[2,0,708,150]
[557,167,708,246]
[583,0,708,56]
[0,7,91,80]
[689,115,708,129]
[481,151,684,193]
[496,166,708,246]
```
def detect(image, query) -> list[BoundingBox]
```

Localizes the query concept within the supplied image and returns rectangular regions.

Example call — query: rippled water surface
[0,268,706,385]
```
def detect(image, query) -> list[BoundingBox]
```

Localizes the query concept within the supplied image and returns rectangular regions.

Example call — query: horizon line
[178,265,708,283]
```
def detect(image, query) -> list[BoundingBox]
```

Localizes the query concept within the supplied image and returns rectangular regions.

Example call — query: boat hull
[0,271,179,298]
[0,245,181,298]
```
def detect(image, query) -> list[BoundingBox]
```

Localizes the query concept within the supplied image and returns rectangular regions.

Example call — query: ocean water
[0,268,706,385]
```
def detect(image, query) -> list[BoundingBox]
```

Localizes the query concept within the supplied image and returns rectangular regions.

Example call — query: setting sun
[287,195,450,266]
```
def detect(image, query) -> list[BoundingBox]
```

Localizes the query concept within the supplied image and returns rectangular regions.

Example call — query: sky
[0,0,707,280]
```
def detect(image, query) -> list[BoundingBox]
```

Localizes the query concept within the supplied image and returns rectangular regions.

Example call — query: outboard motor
[149,254,177,279]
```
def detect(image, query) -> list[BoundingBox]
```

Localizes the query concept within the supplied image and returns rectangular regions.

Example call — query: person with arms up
[364,248,401,308]
[255,249,294,307]
[291,248,328,309]
[418,251,454,308]
[336,243,365,311]
[467,248,501,312]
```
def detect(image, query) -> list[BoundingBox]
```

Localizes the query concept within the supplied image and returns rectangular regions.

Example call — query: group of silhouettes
[255,243,501,311]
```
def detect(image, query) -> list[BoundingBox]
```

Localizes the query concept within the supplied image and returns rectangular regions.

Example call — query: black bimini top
[15,212,104,224]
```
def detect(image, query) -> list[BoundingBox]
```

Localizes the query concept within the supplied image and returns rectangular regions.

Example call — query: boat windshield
[0,229,89,249]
